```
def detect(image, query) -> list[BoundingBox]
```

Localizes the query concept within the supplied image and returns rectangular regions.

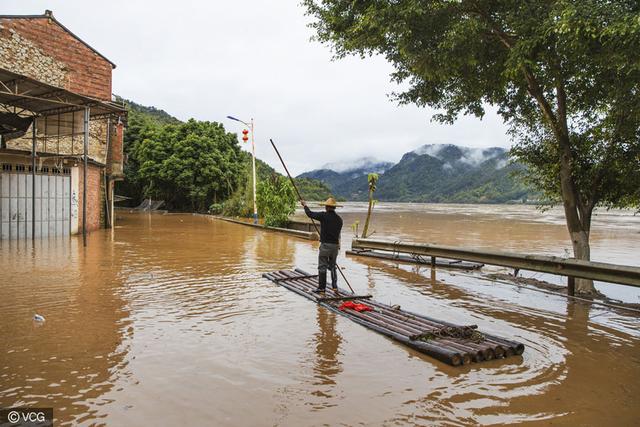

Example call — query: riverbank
[206,215,318,240]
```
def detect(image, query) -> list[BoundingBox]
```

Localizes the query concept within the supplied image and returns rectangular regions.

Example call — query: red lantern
[242,129,249,142]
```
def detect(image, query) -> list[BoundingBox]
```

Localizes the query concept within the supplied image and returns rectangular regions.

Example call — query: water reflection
[366,265,377,290]
[308,306,343,409]
[254,229,295,271]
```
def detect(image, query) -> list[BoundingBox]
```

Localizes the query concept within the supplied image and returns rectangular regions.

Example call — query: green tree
[117,107,161,206]
[115,97,184,207]
[256,174,297,227]
[134,119,244,212]
[304,0,640,294]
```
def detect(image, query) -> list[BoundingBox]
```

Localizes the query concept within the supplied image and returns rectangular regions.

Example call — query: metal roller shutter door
[0,166,71,240]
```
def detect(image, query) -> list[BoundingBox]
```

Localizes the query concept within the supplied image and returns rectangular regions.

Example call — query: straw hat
[318,197,343,207]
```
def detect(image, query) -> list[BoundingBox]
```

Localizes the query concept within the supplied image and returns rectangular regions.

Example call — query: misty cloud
[495,158,509,169]
[320,156,392,173]
[414,144,504,166]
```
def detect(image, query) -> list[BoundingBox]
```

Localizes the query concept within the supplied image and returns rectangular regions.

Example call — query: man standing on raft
[302,197,343,293]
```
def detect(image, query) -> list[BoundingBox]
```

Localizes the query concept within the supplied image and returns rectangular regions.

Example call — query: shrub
[257,174,297,227]
[208,203,224,215]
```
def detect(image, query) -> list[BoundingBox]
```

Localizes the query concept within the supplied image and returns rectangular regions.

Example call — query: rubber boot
[314,272,327,293]
[331,268,338,290]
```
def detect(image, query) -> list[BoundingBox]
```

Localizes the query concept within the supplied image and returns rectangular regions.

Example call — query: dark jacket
[304,206,343,244]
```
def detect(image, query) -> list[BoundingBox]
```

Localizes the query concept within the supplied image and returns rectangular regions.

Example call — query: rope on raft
[410,325,486,344]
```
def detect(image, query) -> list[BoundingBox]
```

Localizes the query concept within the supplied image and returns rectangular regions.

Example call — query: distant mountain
[297,144,533,203]
[295,177,334,201]
[297,156,394,196]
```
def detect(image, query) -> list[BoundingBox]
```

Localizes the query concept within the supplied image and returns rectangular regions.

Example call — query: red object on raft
[339,301,372,312]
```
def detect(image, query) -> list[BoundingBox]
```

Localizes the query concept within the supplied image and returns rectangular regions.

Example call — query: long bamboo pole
[269,138,355,294]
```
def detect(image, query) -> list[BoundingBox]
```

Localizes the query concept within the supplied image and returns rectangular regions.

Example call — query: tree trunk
[570,229,595,294]
[362,188,374,238]
[558,145,597,295]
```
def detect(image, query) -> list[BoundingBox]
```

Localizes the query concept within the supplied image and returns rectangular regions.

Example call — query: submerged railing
[351,238,640,295]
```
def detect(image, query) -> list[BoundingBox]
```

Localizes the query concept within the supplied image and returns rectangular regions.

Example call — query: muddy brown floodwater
[1,203,639,426]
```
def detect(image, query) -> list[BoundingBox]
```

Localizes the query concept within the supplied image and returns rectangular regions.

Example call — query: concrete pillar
[70,166,79,235]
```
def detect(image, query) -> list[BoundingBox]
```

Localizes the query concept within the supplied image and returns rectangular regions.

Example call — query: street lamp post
[227,115,258,224]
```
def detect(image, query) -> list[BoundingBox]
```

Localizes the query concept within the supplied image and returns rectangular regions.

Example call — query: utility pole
[227,115,258,224]
[250,118,257,224]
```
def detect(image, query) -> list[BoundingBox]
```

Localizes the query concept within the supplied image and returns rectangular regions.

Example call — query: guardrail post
[567,276,575,296]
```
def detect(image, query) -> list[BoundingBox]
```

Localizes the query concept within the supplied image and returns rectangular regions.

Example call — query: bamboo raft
[263,269,524,366]
[346,249,484,270]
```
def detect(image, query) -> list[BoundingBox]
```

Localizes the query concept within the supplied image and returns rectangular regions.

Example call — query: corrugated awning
[0,67,126,118]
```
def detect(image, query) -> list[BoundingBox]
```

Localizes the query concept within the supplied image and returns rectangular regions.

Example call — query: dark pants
[318,242,339,284]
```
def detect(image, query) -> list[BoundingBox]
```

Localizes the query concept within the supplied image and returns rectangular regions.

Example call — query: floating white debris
[33,314,45,322]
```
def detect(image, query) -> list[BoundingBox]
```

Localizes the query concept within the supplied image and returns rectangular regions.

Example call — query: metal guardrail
[351,238,640,290]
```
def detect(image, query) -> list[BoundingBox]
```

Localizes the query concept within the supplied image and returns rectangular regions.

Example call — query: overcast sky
[5,0,511,175]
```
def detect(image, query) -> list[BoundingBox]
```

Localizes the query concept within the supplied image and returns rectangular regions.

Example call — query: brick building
[0,10,125,242]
